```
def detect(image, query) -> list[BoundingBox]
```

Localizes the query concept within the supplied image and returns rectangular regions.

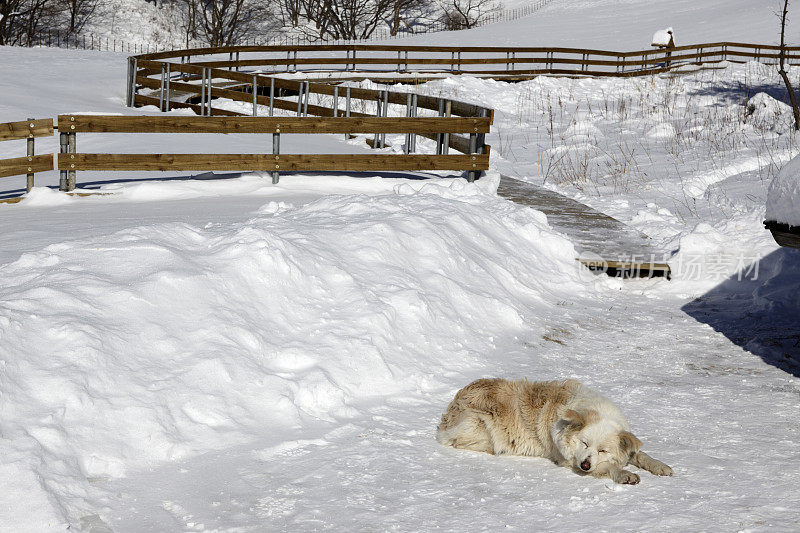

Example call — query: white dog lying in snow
[437,378,673,484]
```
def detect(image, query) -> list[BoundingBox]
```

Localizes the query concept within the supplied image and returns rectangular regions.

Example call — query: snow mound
[0,177,588,523]
[767,154,800,226]
[744,92,794,134]
[651,27,674,46]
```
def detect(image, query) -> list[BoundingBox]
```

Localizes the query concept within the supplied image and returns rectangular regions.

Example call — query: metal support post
[59,132,69,191]
[272,132,280,184]
[442,100,452,155]
[159,63,166,111]
[252,75,258,116]
[200,68,207,116]
[373,91,383,148]
[410,93,417,152]
[404,94,412,154]
[303,81,310,116]
[126,58,133,107]
[269,77,275,116]
[345,87,351,140]
[67,133,76,190]
[165,63,171,111]
[26,117,34,192]
[130,58,138,107]
[380,89,388,147]
[467,132,478,182]
[333,86,339,118]
[436,99,446,155]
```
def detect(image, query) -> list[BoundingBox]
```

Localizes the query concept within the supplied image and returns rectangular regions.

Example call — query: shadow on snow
[681,247,800,377]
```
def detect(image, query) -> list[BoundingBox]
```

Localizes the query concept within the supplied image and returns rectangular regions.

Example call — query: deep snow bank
[767,153,800,226]
[0,175,595,525]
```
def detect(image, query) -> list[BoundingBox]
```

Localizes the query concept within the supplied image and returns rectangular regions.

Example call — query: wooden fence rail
[0,119,54,190]
[55,114,491,187]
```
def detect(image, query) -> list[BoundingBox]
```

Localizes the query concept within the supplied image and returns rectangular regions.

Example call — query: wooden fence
[130,42,800,85]
[0,119,54,191]
[56,114,491,186]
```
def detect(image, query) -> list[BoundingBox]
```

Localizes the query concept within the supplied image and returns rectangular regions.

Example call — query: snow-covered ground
[2,2,800,531]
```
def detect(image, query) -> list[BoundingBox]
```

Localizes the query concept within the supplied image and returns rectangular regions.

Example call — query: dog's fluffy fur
[436,378,673,484]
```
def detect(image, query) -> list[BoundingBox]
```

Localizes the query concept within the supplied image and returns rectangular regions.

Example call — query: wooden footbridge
[4,41,797,275]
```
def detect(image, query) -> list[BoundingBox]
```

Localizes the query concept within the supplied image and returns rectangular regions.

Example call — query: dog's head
[553,409,642,475]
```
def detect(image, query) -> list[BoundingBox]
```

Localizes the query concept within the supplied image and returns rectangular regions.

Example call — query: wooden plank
[58,115,491,134]
[0,119,54,141]
[58,153,490,172]
[0,154,54,178]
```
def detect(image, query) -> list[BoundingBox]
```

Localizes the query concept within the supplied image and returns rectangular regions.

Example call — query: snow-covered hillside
[1,1,800,531]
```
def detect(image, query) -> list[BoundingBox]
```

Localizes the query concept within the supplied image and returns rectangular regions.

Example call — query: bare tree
[283,0,432,41]
[779,0,800,130]
[438,0,499,30]
[0,0,58,45]
[57,0,100,36]
[386,0,436,35]
[181,0,277,47]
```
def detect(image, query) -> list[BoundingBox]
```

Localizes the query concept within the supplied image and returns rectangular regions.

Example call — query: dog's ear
[562,409,585,429]
[619,431,643,457]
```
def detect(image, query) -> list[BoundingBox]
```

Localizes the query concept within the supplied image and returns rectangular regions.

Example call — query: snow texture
[1,0,800,531]
[652,28,674,47]
[767,153,800,226]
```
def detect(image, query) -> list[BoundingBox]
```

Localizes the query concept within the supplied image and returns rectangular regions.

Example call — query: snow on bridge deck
[497,175,672,278]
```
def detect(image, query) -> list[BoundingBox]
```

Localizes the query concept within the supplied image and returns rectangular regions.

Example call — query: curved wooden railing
[8,42,796,195]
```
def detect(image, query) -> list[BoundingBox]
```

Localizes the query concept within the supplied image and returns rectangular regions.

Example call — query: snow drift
[0,175,591,525]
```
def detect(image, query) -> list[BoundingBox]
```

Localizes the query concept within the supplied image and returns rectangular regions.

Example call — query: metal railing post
[126,57,133,107]
[250,75,257,117]
[303,81,310,116]
[410,93,418,152]
[272,132,280,184]
[165,63,171,111]
[269,77,275,116]
[345,87,351,141]
[443,100,452,155]
[26,117,34,192]
[404,93,412,154]
[380,89,389,148]
[468,131,478,182]
[333,86,339,117]
[436,99,445,155]
[159,63,166,111]
[373,91,383,148]
[59,132,69,191]
[67,133,76,190]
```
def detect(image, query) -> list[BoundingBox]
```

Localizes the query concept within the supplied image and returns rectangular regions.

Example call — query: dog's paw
[616,471,640,485]
[651,463,673,477]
